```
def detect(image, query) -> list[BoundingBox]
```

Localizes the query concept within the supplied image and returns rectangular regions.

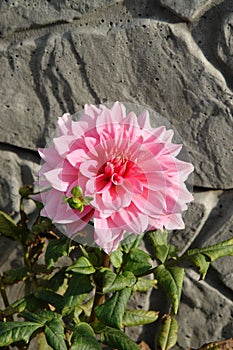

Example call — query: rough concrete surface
[0,0,233,349]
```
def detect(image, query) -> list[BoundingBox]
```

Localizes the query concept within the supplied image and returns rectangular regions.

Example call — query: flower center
[98,155,132,186]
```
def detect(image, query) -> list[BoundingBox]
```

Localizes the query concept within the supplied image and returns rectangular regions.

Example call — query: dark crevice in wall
[0,142,40,163]
[191,0,233,91]
[204,265,233,302]
[29,33,52,148]
[123,0,182,24]
[67,31,101,105]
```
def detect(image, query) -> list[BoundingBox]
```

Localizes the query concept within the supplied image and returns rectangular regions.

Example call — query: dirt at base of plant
[138,340,152,349]
[188,338,233,349]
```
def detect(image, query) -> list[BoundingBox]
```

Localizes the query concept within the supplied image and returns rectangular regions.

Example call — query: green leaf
[0,321,42,346]
[123,248,152,276]
[45,238,68,269]
[45,267,67,292]
[110,250,123,268]
[21,310,54,323]
[157,315,178,350]
[98,326,141,350]
[132,277,157,292]
[29,218,52,239]
[19,185,33,198]
[122,309,159,327]
[77,296,94,317]
[2,295,38,317]
[21,311,67,350]
[146,230,169,263]
[67,257,95,274]
[0,210,20,241]
[154,265,185,314]
[187,253,210,279]
[2,266,30,284]
[185,238,233,279]
[35,289,64,312]
[95,288,131,329]
[146,230,178,263]
[44,316,67,350]
[84,247,104,268]
[121,233,144,253]
[102,269,136,293]
[62,274,93,315]
[71,323,101,350]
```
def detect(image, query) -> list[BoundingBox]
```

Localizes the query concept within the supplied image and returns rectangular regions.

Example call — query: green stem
[90,251,110,322]
[23,245,31,295]
[0,275,14,322]
[0,275,10,308]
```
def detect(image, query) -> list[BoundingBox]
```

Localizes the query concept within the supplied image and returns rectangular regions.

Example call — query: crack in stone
[67,31,101,105]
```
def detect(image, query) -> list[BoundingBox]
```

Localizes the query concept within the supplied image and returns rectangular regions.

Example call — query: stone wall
[0,0,233,349]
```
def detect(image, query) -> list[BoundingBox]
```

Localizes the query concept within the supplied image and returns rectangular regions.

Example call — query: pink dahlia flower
[36,102,194,253]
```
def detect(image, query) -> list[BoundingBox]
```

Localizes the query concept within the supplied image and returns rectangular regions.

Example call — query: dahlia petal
[95,174,112,193]
[138,110,151,129]
[138,157,163,173]
[53,135,75,156]
[84,104,101,119]
[142,171,169,191]
[62,208,94,236]
[91,195,114,217]
[71,119,88,136]
[143,126,166,142]
[86,178,96,195]
[36,102,194,251]
[146,142,166,158]
[38,147,62,167]
[96,107,120,136]
[102,185,132,210]
[44,168,68,191]
[66,148,88,167]
[162,129,174,142]
[40,189,71,222]
[164,143,182,157]
[79,159,98,178]
[159,213,185,230]
[84,137,99,157]
[147,216,164,231]
[112,206,148,234]
[122,112,140,140]
[94,216,124,243]
[122,177,143,194]
[58,113,72,136]
[110,101,126,121]
[161,156,194,180]
[132,189,166,216]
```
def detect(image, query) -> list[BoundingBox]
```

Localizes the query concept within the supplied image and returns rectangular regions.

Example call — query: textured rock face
[0,0,121,37]
[0,0,233,349]
[160,0,218,21]
[218,13,233,70]
[1,19,233,188]
[175,269,233,350]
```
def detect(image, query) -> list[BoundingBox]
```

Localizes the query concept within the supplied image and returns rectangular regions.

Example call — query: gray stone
[174,269,233,350]
[1,19,233,188]
[0,147,39,215]
[0,237,24,309]
[171,190,224,253]
[218,13,233,71]
[194,190,233,291]
[125,290,152,342]
[159,0,222,21]
[169,201,206,254]
[0,0,121,38]
[71,20,233,189]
